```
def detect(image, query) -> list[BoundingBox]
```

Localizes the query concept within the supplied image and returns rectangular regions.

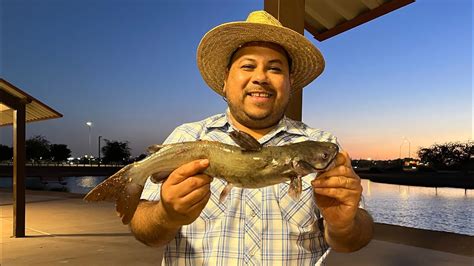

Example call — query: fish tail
[83,164,143,225]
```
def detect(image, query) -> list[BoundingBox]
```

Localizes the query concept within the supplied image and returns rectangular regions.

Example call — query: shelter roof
[305,0,415,41]
[0,78,62,126]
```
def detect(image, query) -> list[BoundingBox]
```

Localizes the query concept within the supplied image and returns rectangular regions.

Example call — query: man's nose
[251,68,269,85]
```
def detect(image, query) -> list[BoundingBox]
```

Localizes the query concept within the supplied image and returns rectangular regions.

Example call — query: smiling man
[130,11,374,265]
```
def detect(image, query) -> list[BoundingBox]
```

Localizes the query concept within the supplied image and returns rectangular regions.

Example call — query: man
[130,11,373,265]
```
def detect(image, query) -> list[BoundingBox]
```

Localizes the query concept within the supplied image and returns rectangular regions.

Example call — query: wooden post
[13,103,26,237]
[264,0,305,121]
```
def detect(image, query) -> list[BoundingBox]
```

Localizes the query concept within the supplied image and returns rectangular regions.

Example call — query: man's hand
[311,151,362,232]
[159,159,213,228]
[311,151,373,252]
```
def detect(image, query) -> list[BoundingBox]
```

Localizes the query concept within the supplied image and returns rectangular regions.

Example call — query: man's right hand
[158,159,213,228]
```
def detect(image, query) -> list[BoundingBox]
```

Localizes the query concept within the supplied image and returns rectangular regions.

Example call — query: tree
[0,144,13,161]
[101,139,131,164]
[50,144,71,163]
[26,135,50,162]
[418,141,473,170]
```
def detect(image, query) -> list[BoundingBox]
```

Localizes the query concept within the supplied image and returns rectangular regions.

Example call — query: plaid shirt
[141,112,339,266]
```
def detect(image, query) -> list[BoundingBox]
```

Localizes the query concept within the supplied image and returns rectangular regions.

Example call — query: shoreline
[356,170,473,189]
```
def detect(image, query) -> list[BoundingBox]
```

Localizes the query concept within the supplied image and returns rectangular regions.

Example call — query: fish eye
[321,153,328,160]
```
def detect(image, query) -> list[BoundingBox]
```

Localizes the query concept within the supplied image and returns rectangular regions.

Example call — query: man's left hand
[311,151,362,231]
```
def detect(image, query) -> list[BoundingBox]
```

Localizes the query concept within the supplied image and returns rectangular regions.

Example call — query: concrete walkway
[1,189,472,265]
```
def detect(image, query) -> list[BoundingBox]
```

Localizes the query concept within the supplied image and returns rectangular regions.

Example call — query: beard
[227,95,289,130]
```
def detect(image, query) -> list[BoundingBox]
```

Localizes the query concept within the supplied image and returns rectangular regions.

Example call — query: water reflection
[362,180,473,236]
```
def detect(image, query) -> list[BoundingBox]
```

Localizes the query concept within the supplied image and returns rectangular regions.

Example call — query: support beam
[264,0,305,121]
[0,89,22,110]
[13,104,26,237]
[309,0,415,41]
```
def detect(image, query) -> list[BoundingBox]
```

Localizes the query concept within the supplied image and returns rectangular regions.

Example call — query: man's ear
[222,80,227,95]
[222,69,229,95]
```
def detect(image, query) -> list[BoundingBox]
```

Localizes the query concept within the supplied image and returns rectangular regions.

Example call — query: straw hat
[197,10,325,96]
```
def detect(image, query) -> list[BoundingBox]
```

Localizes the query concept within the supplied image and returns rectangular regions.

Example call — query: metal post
[88,126,91,161]
[86,121,92,165]
[13,104,26,237]
[98,135,102,166]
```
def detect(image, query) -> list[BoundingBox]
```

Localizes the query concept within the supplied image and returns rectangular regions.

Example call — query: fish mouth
[314,154,338,172]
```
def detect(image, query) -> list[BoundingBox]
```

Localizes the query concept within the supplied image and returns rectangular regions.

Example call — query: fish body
[84,131,339,224]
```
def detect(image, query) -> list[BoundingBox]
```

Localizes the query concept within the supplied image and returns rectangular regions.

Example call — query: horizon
[0,0,472,160]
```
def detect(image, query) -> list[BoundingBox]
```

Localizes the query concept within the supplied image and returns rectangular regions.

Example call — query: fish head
[299,141,339,172]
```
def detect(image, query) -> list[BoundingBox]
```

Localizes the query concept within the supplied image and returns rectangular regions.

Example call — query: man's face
[223,44,292,129]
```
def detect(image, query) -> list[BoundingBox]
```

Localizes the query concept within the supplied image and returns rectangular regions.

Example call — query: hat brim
[197,21,325,96]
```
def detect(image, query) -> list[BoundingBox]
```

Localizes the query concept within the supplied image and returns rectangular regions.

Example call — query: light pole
[86,121,92,164]
[399,137,411,159]
[98,135,102,166]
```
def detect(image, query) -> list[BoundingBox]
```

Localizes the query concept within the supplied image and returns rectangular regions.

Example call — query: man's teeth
[250,92,271,97]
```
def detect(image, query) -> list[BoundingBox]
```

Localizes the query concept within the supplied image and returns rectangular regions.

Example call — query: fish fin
[292,159,318,176]
[230,130,262,151]
[147,144,163,154]
[116,182,143,224]
[83,164,143,225]
[150,171,171,183]
[288,176,302,200]
[219,183,234,203]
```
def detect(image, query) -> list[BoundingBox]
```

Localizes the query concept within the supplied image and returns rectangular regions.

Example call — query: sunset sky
[0,0,472,160]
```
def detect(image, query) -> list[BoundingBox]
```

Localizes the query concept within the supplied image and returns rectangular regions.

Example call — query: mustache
[244,86,276,95]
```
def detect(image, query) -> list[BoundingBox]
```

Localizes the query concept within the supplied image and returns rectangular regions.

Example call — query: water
[1,177,472,236]
[0,176,107,195]
[361,180,473,236]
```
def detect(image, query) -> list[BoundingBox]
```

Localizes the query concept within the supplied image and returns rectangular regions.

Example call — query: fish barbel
[84,131,339,224]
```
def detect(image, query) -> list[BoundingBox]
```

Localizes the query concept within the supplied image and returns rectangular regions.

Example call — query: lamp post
[399,137,411,159]
[98,135,102,166]
[86,121,92,164]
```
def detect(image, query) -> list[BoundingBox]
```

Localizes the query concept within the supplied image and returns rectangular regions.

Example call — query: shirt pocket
[277,175,318,231]
[199,179,227,220]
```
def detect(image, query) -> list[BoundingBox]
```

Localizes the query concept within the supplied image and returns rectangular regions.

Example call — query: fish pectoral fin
[219,183,234,203]
[288,176,302,200]
[292,159,318,176]
[147,144,164,154]
[230,130,262,151]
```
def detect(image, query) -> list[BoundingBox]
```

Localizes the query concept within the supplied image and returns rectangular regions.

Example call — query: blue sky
[0,0,472,159]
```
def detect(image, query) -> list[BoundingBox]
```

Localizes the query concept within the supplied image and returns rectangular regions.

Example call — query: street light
[86,121,92,164]
[98,135,102,166]
[399,137,411,159]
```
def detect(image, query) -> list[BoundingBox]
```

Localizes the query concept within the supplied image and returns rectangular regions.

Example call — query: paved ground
[1,189,472,265]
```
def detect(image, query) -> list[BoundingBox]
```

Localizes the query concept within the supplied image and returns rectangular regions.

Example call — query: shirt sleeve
[140,124,201,201]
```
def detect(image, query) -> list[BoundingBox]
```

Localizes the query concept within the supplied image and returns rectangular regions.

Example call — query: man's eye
[269,67,282,72]
[241,65,255,69]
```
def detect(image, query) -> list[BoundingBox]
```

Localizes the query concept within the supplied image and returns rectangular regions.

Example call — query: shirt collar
[259,116,306,144]
[205,109,307,141]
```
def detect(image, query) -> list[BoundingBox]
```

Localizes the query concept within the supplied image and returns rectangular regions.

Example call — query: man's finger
[167,159,210,185]
[312,175,360,190]
[334,151,352,168]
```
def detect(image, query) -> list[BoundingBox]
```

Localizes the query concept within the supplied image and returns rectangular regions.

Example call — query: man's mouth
[247,91,273,98]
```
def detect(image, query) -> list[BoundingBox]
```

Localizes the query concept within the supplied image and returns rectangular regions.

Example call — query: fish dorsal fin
[147,144,163,154]
[230,130,262,151]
